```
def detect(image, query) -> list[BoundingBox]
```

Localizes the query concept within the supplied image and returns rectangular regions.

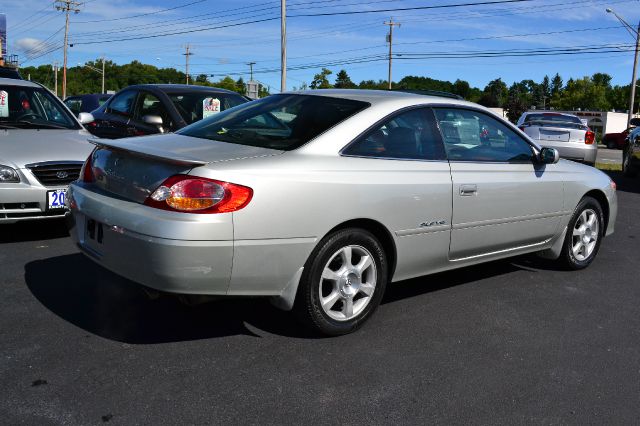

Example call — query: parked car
[67,90,617,335]
[0,77,95,223]
[517,112,597,165]
[602,127,634,150]
[64,93,112,117]
[86,84,248,139]
[0,66,23,80]
[622,126,640,177]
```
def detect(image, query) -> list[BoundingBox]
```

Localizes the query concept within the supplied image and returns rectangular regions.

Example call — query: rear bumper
[67,183,234,295]
[537,141,597,164]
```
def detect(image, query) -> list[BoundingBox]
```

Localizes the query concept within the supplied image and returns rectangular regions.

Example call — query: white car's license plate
[47,189,67,210]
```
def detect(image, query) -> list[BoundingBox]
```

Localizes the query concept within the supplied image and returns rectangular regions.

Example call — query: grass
[596,162,622,171]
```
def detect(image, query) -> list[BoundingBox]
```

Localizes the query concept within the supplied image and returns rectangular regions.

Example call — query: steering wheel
[16,112,40,121]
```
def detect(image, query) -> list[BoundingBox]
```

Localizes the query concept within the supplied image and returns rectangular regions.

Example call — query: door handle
[459,184,477,196]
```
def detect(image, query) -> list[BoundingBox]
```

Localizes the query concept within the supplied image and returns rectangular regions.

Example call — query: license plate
[47,189,67,209]
[540,130,570,142]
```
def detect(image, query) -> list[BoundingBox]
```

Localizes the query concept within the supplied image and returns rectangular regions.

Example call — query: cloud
[15,38,47,54]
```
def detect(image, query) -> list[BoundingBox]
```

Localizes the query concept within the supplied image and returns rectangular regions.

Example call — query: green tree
[310,68,333,89]
[551,76,609,111]
[478,78,508,107]
[551,73,563,96]
[505,83,529,123]
[334,69,356,88]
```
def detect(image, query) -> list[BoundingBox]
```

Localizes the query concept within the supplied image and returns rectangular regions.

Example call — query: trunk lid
[523,122,587,144]
[89,133,284,203]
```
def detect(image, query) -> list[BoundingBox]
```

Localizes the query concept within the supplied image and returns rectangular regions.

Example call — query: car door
[94,90,138,139]
[432,106,564,261]
[342,107,453,281]
[130,91,175,136]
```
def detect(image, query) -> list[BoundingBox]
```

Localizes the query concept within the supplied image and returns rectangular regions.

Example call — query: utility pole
[55,0,82,100]
[281,0,286,92]
[101,55,105,93]
[183,44,193,85]
[247,62,256,81]
[53,62,59,96]
[384,18,400,90]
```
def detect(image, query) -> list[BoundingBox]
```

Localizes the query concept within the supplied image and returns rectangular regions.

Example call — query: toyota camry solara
[66,90,617,335]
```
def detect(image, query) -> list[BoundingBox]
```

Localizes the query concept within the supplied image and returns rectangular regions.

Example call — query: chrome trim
[453,211,569,231]
[449,238,552,262]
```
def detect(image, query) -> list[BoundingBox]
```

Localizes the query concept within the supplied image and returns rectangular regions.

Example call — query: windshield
[168,92,247,125]
[0,85,79,129]
[178,94,369,150]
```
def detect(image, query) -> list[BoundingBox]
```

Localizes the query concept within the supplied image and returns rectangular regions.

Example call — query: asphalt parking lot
[1,169,639,425]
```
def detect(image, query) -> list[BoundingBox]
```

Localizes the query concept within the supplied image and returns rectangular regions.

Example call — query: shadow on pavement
[605,170,640,194]
[26,252,556,343]
[25,253,314,342]
[0,218,69,243]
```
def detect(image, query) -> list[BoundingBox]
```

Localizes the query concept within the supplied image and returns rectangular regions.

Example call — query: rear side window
[343,108,446,160]
[178,94,369,150]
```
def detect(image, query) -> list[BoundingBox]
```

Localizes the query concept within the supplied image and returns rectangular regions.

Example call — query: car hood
[90,133,285,165]
[0,129,94,168]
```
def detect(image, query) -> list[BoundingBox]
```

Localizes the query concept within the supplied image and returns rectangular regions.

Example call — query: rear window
[178,94,369,150]
[524,113,583,125]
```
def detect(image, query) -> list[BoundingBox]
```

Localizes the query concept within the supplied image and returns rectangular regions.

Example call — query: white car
[67,90,617,335]
[0,78,94,223]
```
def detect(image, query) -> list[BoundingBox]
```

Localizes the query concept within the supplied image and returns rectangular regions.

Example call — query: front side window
[178,94,369,150]
[0,85,78,129]
[434,108,534,163]
[169,92,247,125]
[135,92,172,128]
[108,91,137,117]
[343,108,446,160]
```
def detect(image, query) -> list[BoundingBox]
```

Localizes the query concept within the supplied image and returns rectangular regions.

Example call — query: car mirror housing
[539,147,560,164]
[143,115,165,133]
[78,112,94,124]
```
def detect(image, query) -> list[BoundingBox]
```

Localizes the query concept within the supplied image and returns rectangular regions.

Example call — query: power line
[72,0,209,24]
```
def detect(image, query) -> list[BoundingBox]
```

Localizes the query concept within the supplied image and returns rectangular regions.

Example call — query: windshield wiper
[4,120,71,129]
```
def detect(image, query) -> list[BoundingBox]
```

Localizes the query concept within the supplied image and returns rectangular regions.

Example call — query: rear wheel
[557,197,604,270]
[294,228,387,336]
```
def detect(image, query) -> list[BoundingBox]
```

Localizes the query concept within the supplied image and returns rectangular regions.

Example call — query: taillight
[585,130,595,145]
[80,150,95,183]
[145,175,253,214]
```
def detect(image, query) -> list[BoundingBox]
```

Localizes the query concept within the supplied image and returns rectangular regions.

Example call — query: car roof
[287,89,475,108]
[0,77,41,88]
[125,84,240,95]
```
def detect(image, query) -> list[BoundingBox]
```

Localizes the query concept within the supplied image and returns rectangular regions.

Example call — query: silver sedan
[67,90,617,335]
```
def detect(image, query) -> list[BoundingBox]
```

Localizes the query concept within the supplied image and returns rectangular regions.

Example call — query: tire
[557,197,604,270]
[294,228,388,336]
[622,148,638,177]
[606,140,616,150]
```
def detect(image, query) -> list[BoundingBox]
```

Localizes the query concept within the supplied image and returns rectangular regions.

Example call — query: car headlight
[0,165,20,183]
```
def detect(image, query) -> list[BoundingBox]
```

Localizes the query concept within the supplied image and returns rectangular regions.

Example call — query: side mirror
[78,112,94,124]
[539,147,560,164]
[142,115,164,133]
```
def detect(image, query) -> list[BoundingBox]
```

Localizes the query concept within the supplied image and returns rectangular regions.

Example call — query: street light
[606,8,640,127]
[79,55,106,94]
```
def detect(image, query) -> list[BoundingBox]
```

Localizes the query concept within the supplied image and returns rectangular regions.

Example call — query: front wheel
[557,197,604,270]
[622,148,638,177]
[294,228,388,336]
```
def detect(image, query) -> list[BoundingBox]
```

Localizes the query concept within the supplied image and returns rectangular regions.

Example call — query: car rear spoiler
[88,138,209,166]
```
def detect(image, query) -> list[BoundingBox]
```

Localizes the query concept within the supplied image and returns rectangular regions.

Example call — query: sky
[2,0,640,93]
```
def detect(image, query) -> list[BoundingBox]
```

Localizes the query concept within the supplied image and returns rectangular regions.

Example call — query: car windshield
[168,92,247,125]
[0,85,79,129]
[178,94,370,150]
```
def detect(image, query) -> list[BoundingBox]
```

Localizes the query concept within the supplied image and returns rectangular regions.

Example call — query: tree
[195,74,209,84]
[541,75,551,98]
[551,73,563,96]
[235,77,246,95]
[478,78,508,107]
[505,83,529,123]
[310,68,333,89]
[551,77,608,111]
[334,69,356,88]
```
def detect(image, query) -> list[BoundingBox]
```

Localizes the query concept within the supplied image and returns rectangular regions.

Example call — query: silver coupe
[67,90,617,335]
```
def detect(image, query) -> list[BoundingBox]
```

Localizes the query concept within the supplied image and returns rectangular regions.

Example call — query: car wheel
[557,197,604,270]
[606,140,616,149]
[622,148,638,177]
[294,228,388,336]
